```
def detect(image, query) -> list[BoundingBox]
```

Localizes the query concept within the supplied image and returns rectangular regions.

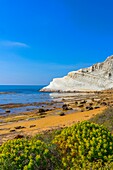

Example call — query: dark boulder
[59,112,65,116]
[14,126,25,129]
[29,125,36,128]
[86,106,93,110]
[62,104,69,110]
[5,109,10,113]
[94,106,100,109]
[80,100,86,104]
[38,108,45,113]
[101,102,107,106]
[14,134,24,139]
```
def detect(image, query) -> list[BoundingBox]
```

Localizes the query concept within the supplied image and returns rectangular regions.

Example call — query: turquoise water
[0,85,51,104]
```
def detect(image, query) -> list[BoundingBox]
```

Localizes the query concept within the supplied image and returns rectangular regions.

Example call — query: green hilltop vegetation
[1,108,113,170]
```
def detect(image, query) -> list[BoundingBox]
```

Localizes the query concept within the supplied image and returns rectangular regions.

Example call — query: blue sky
[0,0,113,85]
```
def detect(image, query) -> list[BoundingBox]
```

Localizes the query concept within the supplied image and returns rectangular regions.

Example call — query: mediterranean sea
[0,85,51,104]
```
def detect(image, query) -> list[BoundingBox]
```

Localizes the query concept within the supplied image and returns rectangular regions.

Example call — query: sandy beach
[1,89,113,144]
[0,107,105,143]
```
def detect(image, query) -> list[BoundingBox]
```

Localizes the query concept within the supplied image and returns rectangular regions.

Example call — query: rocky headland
[41,55,113,92]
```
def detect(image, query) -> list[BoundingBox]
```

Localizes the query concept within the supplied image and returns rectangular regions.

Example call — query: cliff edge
[40,55,113,92]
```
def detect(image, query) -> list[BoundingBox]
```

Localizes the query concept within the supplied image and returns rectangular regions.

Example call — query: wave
[0,92,16,95]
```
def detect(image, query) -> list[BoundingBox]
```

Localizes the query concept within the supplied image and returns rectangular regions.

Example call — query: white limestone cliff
[40,55,113,92]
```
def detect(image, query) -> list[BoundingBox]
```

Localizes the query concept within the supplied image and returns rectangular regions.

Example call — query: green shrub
[0,138,61,170]
[53,121,113,169]
[1,121,113,170]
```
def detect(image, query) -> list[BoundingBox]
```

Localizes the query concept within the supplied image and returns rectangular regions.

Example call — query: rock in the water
[5,109,10,113]
[40,55,113,92]
[38,108,45,113]
[62,104,69,110]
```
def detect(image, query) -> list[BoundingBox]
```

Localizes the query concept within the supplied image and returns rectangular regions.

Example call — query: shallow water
[0,85,51,104]
[0,105,40,115]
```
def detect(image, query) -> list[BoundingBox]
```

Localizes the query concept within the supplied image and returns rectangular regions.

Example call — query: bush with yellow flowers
[1,121,113,169]
[53,121,113,169]
[0,138,60,170]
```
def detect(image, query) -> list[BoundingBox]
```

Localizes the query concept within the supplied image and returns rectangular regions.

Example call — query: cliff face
[40,55,113,92]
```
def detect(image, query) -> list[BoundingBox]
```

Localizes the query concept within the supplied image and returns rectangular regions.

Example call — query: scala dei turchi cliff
[40,55,113,92]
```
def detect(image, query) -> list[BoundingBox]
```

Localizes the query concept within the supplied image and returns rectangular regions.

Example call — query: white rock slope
[40,56,113,92]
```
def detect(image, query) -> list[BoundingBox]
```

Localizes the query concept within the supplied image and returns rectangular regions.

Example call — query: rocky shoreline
[0,89,113,144]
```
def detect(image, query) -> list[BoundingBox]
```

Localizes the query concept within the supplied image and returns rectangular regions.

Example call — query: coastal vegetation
[1,112,113,169]
[90,107,113,133]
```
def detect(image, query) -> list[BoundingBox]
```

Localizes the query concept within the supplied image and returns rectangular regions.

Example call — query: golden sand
[0,107,106,144]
